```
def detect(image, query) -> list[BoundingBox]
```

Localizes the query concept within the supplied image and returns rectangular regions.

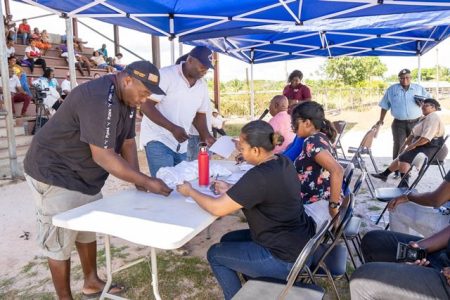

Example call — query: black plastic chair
[232,220,330,300]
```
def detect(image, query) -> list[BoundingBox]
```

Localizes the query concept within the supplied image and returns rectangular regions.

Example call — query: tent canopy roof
[17,0,450,63]
[19,0,450,38]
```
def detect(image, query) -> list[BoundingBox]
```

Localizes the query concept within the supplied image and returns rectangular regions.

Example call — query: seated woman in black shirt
[177,120,316,300]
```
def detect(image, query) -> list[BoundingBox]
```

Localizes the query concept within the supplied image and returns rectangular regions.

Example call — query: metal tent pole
[0,1,19,178]
[250,62,255,120]
[65,16,77,88]
[436,48,439,100]
[417,54,422,83]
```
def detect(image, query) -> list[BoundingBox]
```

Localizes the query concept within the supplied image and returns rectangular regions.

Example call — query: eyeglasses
[291,118,306,131]
[399,76,411,80]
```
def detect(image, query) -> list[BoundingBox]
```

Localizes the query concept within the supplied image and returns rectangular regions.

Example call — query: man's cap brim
[143,81,166,96]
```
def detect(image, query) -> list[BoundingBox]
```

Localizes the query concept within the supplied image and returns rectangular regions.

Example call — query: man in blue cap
[24,60,172,299]
[140,46,216,176]
[374,68,430,179]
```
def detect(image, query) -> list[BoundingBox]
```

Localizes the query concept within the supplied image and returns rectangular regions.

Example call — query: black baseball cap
[189,46,214,69]
[423,98,441,111]
[398,69,411,77]
[125,61,165,95]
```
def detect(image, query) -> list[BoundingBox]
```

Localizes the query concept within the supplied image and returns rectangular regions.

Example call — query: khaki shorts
[25,174,102,260]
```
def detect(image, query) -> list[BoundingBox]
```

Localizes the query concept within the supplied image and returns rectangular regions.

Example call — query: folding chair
[332,120,347,159]
[342,163,355,196]
[232,220,330,300]
[374,154,429,227]
[307,194,354,300]
[423,135,448,179]
[342,172,366,268]
[339,126,378,197]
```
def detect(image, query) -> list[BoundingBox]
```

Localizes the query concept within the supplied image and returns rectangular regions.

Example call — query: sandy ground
[0,104,449,297]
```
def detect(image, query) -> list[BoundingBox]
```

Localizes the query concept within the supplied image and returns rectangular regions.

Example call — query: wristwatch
[329,201,341,209]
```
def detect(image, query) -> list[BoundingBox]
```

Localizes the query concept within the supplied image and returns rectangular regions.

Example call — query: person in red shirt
[17,18,31,45]
[283,70,312,114]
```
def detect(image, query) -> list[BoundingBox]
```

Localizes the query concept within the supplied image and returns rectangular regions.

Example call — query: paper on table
[209,136,236,158]
[185,186,218,203]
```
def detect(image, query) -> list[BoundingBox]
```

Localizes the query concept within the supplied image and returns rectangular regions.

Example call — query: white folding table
[52,161,241,300]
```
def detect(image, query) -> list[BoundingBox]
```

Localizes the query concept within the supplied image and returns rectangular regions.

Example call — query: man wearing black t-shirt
[23,61,172,299]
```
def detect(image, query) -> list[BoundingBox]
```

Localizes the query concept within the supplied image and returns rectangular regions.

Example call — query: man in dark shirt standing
[24,61,172,299]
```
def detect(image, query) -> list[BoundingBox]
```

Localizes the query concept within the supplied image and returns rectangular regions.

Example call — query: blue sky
[5,1,450,82]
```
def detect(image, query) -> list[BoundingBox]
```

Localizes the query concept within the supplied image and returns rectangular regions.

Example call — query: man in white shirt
[211,108,227,138]
[61,73,78,99]
[0,69,32,117]
[140,46,216,176]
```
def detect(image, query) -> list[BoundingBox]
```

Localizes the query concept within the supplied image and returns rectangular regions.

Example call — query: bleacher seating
[1,32,109,174]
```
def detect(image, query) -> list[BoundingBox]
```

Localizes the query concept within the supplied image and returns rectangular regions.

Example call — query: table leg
[150,247,162,300]
[100,234,113,300]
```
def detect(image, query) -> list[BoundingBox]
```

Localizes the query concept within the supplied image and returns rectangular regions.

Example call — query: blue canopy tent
[180,24,450,63]
[1,0,449,178]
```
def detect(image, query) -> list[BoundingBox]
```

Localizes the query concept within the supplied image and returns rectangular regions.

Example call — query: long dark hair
[291,101,337,143]
[241,120,284,151]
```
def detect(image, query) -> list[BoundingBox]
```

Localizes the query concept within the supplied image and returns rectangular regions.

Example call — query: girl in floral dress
[292,101,344,229]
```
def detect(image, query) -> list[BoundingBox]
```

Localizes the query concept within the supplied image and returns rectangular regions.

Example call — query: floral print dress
[295,132,333,204]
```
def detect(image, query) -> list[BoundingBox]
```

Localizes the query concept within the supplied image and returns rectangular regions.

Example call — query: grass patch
[224,122,245,137]
[111,252,221,300]
[21,261,37,274]
[97,245,130,267]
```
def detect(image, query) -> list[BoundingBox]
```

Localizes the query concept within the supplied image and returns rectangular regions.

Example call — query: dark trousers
[212,127,227,138]
[391,118,419,159]
[350,230,450,300]
[26,58,46,74]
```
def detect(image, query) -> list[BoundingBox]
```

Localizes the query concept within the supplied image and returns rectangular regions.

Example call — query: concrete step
[0,143,29,160]
[0,125,25,137]
[14,43,95,57]
[0,154,25,178]
[0,135,33,152]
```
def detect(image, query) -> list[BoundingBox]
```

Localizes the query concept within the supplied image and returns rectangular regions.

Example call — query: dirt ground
[0,101,449,298]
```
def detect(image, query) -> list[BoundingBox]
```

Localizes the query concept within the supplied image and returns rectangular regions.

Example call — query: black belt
[393,118,420,123]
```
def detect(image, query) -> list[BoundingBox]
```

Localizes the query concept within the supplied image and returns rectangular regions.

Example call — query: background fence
[213,86,450,118]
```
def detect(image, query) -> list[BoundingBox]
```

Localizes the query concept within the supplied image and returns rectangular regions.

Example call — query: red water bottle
[198,143,209,186]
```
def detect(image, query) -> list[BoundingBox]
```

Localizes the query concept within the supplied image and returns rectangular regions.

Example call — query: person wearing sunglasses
[375,68,430,179]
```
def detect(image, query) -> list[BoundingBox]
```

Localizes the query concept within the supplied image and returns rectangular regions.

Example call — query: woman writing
[177,120,316,300]
[292,101,343,228]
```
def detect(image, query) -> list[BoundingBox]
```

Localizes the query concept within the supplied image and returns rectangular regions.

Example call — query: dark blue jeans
[145,141,187,177]
[207,229,293,300]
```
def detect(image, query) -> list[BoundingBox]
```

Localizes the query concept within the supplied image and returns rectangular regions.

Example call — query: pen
[176,143,181,152]
[210,174,219,195]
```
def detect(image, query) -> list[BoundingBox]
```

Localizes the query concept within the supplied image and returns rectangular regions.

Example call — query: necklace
[258,154,277,165]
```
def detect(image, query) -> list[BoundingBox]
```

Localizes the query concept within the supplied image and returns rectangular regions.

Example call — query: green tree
[324,57,387,86]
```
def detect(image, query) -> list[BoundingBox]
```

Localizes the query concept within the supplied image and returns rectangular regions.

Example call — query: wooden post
[72,18,78,38]
[213,52,220,110]
[113,24,120,56]
[151,35,161,69]
[4,0,11,16]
